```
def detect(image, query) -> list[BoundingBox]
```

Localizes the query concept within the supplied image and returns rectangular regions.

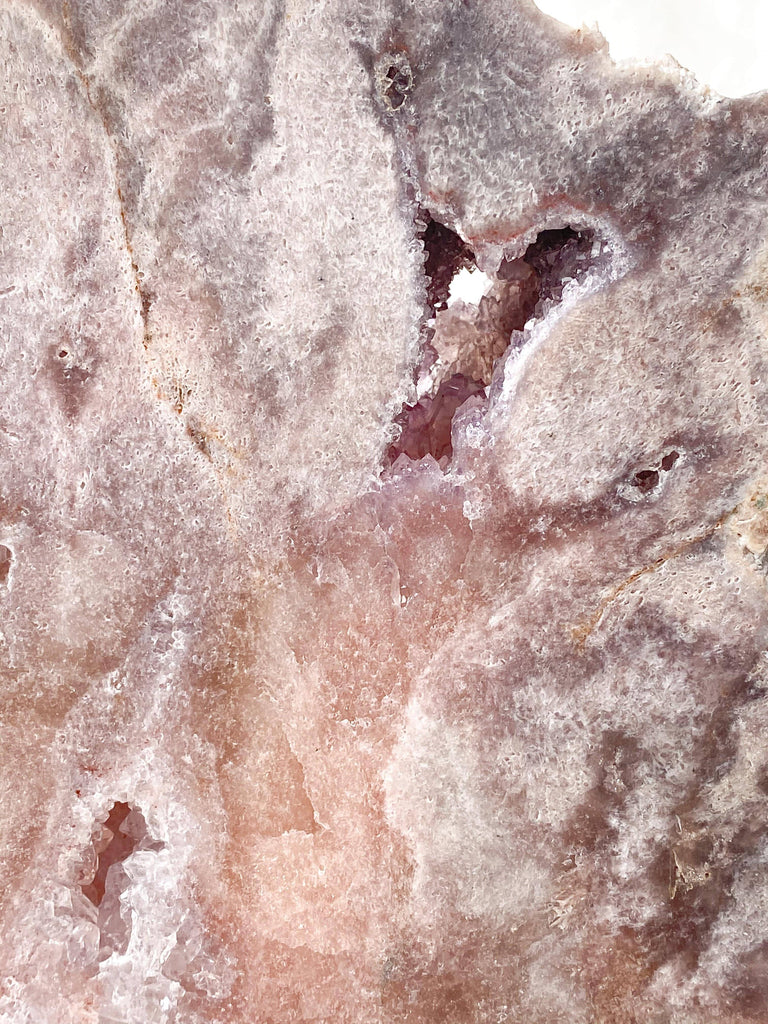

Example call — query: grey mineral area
[1,0,768,1021]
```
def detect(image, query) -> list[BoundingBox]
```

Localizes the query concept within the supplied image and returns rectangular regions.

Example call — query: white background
[534,0,768,97]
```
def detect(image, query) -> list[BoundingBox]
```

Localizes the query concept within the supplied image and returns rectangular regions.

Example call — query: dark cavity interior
[386,216,605,470]
[383,63,412,110]
[81,801,160,907]
[421,216,476,314]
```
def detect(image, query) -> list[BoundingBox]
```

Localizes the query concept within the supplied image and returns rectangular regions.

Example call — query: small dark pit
[384,63,412,109]
[632,469,660,493]
[661,451,680,472]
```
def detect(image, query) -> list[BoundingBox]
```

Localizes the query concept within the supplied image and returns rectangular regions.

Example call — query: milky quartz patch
[2,0,768,1021]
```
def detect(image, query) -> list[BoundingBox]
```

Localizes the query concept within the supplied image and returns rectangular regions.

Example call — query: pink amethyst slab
[2,1,768,1021]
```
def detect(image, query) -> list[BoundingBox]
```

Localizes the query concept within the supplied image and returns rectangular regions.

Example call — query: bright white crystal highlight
[447,266,493,307]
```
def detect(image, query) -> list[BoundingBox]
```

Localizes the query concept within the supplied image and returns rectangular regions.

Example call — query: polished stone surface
[2,0,768,1020]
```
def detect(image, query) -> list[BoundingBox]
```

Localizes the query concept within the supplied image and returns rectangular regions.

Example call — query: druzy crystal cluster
[2,0,768,1021]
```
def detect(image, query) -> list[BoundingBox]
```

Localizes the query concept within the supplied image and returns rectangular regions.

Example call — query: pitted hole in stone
[632,468,660,493]
[383,62,412,109]
[80,801,163,961]
[0,545,11,585]
[625,451,680,499]
[375,52,413,112]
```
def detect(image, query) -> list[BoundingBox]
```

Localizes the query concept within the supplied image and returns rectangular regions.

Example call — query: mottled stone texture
[2,0,768,1021]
